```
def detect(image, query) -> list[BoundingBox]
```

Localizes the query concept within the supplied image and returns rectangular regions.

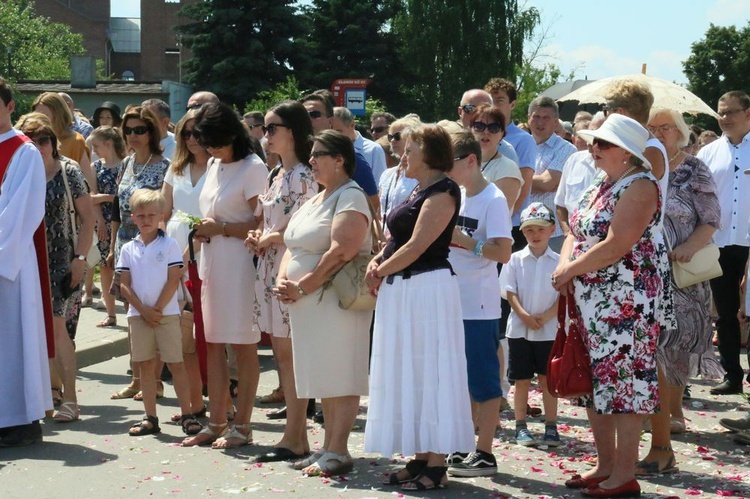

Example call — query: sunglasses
[371,126,387,134]
[123,125,149,136]
[310,150,335,159]
[387,132,402,142]
[32,135,52,147]
[460,104,477,114]
[186,103,202,111]
[180,129,197,140]
[592,138,618,150]
[453,153,471,162]
[471,121,503,134]
[263,123,291,136]
[308,110,324,119]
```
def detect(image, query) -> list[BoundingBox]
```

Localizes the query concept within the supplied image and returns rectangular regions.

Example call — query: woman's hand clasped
[193,217,219,243]
[273,278,302,304]
[669,241,700,263]
[550,264,574,296]
[244,229,262,254]
[365,258,383,297]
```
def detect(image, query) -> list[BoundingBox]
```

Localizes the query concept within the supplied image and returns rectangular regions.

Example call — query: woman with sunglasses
[108,106,170,400]
[274,129,372,475]
[158,109,209,429]
[245,101,317,463]
[551,114,663,498]
[18,115,95,424]
[377,115,420,222]
[181,103,267,448]
[471,104,523,210]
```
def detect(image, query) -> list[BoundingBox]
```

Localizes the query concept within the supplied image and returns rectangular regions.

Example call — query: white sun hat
[577,114,652,170]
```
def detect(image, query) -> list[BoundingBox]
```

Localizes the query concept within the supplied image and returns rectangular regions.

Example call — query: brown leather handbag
[547,294,593,399]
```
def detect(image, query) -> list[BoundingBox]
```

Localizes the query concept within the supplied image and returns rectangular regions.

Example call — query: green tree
[298,0,405,114]
[177,0,308,108]
[393,0,539,121]
[514,63,575,122]
[0,0,85,80]
[683,23,750,129]
[243,76,308,114]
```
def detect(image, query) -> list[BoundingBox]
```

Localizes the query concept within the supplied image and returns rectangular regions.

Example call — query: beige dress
[284,181,372,398]
[198,154,267,344]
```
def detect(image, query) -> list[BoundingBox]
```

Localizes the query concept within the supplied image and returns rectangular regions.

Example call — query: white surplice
[0,129,52,428]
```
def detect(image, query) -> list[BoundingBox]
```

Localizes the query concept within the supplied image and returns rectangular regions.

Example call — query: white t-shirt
[161,132,176,161]
[482,154,524,186]
[499,245,559,341]
[116,232,184,318]
[449,183,512,319]
[554,150,597,215]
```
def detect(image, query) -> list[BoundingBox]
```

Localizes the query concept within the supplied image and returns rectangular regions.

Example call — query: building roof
[15,81,166,94]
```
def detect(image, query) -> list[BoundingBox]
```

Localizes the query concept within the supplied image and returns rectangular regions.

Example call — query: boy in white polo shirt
[116,189,200,437]
[446,131,513,477]
[499,202,560,447]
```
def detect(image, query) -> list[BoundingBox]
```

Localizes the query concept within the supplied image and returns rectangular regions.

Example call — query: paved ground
[1,302,749,498]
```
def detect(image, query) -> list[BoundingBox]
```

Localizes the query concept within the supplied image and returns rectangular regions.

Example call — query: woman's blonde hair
[31,92,74,139]
[604,79,654,125]
[171,109,200,175]
[90,126,127,160]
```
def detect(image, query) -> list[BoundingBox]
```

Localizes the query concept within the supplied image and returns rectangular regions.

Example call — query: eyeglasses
[310,150,335,159]
[123,125,149,136]
[602,105,618,117]
[308,110,324,119]
[246,124,263,130]
[371,126,387,134]
[180,129,197,140]
[592,138,618,150]
[717,108,748,119]
[31,135,52,147]
[186,103,202,111]
[460,104,477,114]
[647,124,677,134]
[471,121,503,134]
[387,132,402,142]
[453,153,471,162]
[263,123,291,136]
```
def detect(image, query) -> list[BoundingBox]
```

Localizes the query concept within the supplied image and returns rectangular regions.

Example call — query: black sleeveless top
[382,176,460,276]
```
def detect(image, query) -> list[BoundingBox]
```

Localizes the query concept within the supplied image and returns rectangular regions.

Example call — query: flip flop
[96,316,117,328]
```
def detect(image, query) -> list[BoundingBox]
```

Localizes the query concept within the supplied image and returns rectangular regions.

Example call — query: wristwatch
[296,283,307,296]
[74,254,86,261]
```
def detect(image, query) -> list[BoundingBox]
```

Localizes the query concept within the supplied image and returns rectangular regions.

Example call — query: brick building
[33,0,198,82]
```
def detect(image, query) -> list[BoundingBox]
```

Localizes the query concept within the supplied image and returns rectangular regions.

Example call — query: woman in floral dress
[247,101,317,462]
[552,115,662,498]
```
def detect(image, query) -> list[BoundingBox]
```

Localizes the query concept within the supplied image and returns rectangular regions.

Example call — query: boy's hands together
[141,306,163,327]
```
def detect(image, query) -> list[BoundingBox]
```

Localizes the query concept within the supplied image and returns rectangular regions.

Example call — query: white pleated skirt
[364,269,475,456]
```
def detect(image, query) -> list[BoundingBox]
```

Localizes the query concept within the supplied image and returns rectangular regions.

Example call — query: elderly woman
[19,116,94,423]
[245,101,317,462]
[365,124,475,491]
[552,114,663,498]
[274,130,371,475]
[378,115,420,220]
[471,104,523,209]
[635,109,722,473]
[181,103,267,449]
[108,106,170,400]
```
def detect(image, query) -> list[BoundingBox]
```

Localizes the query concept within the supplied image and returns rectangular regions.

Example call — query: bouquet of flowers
[173,210,202,228]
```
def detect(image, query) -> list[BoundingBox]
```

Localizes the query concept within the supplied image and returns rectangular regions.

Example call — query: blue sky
[112,0,750,85]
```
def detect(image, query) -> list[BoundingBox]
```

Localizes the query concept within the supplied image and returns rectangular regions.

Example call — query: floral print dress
[93,158,121,263]
[570,172,664,414]
[253,163,317,337]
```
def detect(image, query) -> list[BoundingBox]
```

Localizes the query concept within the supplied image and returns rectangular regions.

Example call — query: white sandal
[302,452,353,476]
[212,423,252,449]
[181,421,227,447]
[292,447,326,470]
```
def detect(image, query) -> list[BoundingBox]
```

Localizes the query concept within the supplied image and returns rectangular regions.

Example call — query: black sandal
[382,459,428,485]
[128,415,161,436]
[177,414,203,435]
[171,405,207,422]
[400,466,448,491]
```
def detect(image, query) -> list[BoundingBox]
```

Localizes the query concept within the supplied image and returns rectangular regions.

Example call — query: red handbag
[547,294,593,398]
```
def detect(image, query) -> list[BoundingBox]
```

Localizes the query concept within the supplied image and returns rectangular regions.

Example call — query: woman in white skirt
[365,124,475,491]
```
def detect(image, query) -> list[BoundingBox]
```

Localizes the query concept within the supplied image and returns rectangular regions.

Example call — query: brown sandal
[97,316,117,328]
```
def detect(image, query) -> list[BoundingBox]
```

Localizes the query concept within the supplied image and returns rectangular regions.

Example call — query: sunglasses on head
[471,121,503,134]
[263,123,291,136]
[123,125,149,136]
[308,110,324,119]
[460,104,477,114]
[371,126,387,134]
[32,135,52,147]
[592,138,618,150]
[387,132,402,142]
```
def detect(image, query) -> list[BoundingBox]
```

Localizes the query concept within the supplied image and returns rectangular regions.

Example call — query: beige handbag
[60,160,99,267]
[672,243,722,289]
[330,186,384,311]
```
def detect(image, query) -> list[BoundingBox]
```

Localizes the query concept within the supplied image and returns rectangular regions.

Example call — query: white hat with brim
[577,114,652,170]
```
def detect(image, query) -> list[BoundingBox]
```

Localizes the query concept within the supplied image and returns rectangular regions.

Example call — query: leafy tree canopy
[0,0,85,81]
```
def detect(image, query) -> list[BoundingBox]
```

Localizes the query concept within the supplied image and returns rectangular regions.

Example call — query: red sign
[332,78,371,107]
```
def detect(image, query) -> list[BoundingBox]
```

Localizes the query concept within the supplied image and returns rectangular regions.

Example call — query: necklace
[668,149,682,163]
[133,153,153,177]
[481,150,499,173]
[612,165,637,184]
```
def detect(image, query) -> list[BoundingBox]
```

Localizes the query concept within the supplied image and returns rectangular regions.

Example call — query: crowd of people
[2,74,750,497]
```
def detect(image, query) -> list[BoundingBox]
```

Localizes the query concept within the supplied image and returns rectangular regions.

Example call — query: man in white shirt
[332,106,387,183]
[528,96,576,252]
[554,112,605,236]
[697,90,750,395]
[142,99,176,161]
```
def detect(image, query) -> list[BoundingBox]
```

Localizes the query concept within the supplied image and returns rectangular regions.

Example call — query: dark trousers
[709,244,749,384]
